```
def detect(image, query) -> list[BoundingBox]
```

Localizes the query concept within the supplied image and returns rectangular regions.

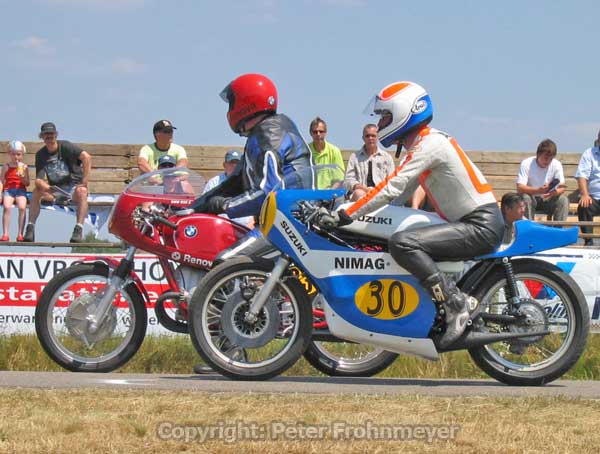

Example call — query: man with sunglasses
[138,120,188,173]
[24,122,92,243]
[308,116,345,188]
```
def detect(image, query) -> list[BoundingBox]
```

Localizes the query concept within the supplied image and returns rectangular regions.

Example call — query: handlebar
[152,215,178,230]
[137,206,178,231]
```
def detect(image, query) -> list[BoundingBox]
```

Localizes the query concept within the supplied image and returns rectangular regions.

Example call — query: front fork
[87,246,137,333]
[243,255,291,324]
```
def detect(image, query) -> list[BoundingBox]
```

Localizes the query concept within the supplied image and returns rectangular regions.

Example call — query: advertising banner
[0,252,177,335]
[1,248,600,335]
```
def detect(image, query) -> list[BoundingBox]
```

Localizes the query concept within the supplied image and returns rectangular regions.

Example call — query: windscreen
[125,167,207,197]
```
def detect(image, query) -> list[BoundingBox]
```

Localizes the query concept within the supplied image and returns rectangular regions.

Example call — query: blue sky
[1,0,599,153]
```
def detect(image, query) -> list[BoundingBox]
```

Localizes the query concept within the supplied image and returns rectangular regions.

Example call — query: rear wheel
[468,261,589,386]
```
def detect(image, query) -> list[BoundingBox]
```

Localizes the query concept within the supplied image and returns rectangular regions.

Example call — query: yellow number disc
[355,279,419,320]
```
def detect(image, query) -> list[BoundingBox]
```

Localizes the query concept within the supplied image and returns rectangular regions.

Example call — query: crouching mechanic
[318,81,504,348]
[193,73,313,258]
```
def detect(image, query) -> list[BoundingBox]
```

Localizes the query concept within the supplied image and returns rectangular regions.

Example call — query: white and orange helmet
[365,81,433,147]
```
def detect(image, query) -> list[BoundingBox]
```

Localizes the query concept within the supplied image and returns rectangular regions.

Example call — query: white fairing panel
[336,202,446,240]
[319,295,439,361]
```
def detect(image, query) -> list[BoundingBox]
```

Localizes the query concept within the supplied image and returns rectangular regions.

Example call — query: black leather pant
[389,203,504,281]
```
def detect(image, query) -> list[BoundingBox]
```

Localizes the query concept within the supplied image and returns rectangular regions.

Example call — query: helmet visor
[362,95,378,116]
[219,84,234,112]
[362,95,393,130]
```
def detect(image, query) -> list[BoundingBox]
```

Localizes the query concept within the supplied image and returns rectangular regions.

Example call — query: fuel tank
[172,214,249,262]
[336,203,445,240]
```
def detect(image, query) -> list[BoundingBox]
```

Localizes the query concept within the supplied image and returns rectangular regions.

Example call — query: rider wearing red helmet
[319,81,504,348]
[196,73,313,221]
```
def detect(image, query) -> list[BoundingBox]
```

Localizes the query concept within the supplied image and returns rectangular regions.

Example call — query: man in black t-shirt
[23,122,92,243]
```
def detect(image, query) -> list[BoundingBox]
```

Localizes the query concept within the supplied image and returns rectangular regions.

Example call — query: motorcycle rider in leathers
[194,73,313,259]
[190,74,313,374]
[318,81,504,348]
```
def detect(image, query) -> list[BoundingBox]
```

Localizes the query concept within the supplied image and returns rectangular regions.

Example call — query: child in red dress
[0,141,30,241]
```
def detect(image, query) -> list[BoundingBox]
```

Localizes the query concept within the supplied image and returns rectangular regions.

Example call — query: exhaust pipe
[439,330,551,352]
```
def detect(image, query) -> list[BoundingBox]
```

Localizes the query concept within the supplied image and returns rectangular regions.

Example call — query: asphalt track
[1,371,600,398]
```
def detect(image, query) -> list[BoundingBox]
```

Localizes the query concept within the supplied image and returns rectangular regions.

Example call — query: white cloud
[111,57,146,74]
[241,0,279,24]
[0,105,17,115]
[471,115,517,128]
[43,0,146,10]
[560,122,600,139]
[319,0,366,6]
[111,57,146,75]
[10,36,55,55]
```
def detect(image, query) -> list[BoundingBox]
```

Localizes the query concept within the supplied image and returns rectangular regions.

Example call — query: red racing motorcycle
[34,167,397,375]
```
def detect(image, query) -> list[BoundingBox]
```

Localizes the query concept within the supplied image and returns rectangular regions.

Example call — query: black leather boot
[421,272,475,348]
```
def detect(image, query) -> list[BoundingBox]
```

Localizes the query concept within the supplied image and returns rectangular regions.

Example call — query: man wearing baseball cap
[24,121,92,243]
[138,119,188,173]
[202,149,254,229]
[202,149,241,192]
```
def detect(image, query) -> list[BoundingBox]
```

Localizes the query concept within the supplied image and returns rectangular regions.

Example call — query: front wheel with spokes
[188,256,312,381]
[35,263,147,372]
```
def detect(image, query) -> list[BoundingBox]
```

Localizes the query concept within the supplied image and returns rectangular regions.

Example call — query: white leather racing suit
[344,127,504,280]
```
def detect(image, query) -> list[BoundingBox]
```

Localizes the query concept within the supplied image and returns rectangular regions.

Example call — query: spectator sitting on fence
[138,120,188,173]
[0,141,30,241]
[201,150,254,228]
[158,155,194,195]
[516,138,568,222]
[500,192,526,244]
[23,122,92,243]
[308,116,345,188]
[344,124,395,201]
[575,128,600,246]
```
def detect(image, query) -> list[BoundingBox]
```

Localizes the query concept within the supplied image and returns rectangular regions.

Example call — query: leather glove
[204,196,228,214]
[316,208,353,229]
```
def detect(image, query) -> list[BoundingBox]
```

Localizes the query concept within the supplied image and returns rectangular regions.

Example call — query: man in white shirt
[575,129,600,245]
[516,138,569,221]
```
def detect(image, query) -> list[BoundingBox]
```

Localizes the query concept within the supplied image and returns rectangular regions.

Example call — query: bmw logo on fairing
[184,225,198,238]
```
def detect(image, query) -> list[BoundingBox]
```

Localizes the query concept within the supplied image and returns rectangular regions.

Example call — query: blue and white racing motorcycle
[188,166,589,385]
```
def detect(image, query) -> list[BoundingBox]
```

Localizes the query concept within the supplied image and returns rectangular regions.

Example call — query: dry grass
[3,333,600,380]
[0,389,599,453]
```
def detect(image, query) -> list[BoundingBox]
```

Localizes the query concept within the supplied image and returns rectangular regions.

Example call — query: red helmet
[220,73,278,134]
